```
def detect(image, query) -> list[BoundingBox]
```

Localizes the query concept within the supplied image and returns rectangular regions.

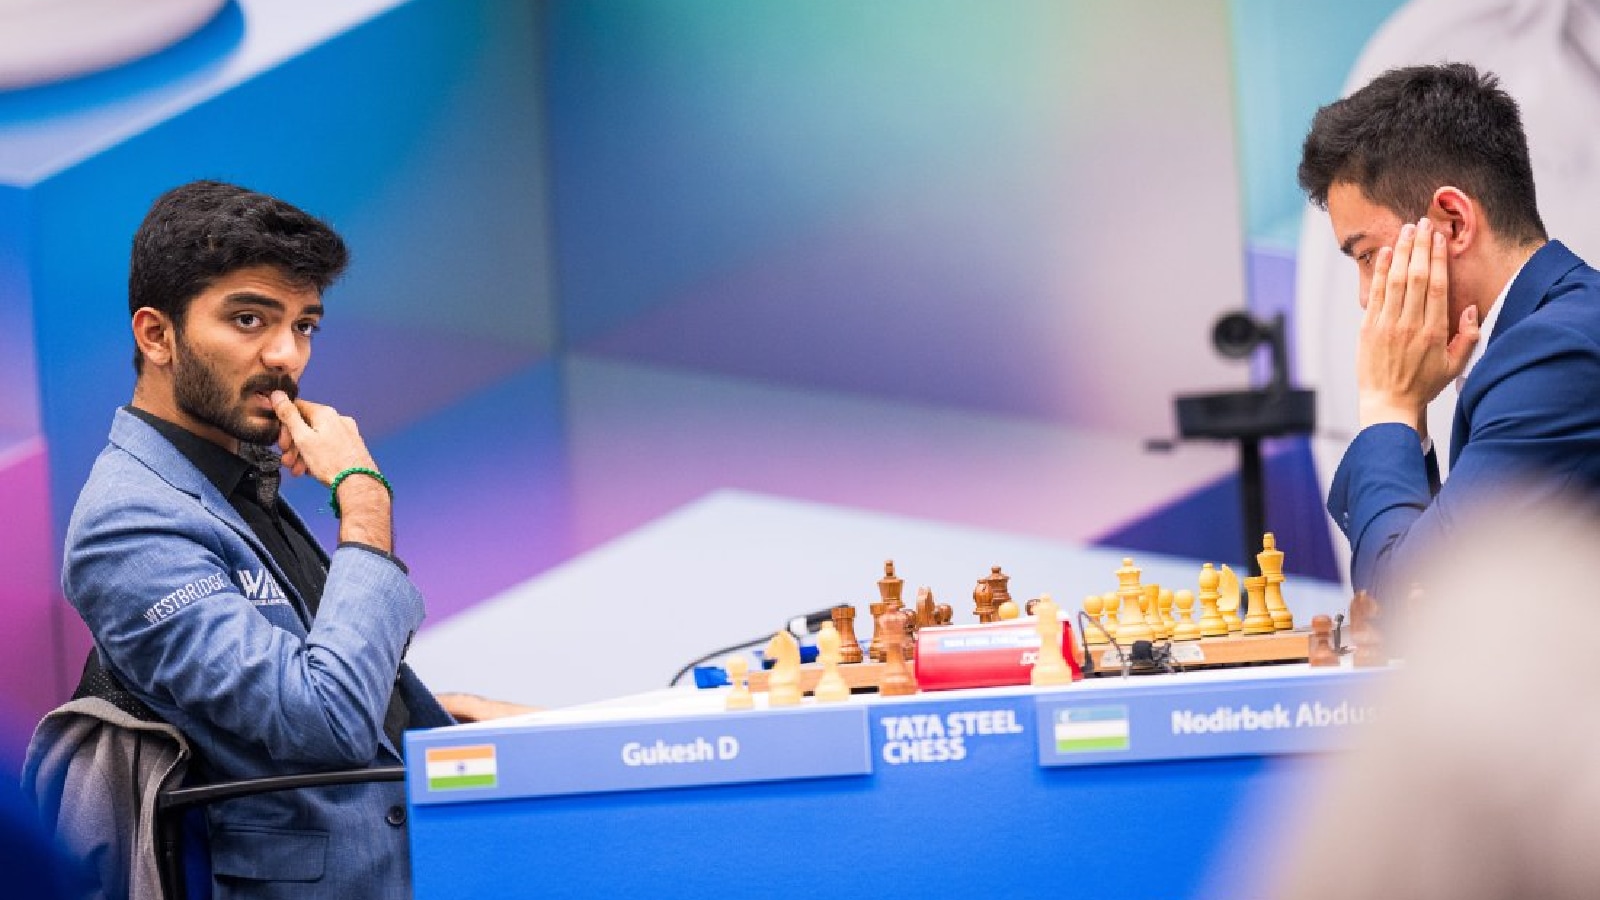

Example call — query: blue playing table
[405,665,1382,898]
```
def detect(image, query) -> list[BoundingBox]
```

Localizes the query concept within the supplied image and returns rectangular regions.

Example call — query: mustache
[241,374,298,402]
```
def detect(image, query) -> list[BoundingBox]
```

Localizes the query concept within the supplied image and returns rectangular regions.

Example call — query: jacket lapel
[109,410,315,630]
[1449,241,1585,468]
[109,410,419,757]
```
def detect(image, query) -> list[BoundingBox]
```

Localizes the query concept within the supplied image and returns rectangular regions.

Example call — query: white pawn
[1197,563,1228,638]
[725,655,753,711]
[1083,595,1107,645]
[1172,590,1201,641]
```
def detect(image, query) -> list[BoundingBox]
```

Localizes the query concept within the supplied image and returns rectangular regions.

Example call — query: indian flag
[1055,705,1130,753]
[425,744,498,791]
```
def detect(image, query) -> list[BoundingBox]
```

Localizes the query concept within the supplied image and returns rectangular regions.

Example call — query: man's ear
[1430,186,1476,254]
[131,308,175,368]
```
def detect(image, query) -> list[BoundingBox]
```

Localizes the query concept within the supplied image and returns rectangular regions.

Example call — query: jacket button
[386,805,407,827]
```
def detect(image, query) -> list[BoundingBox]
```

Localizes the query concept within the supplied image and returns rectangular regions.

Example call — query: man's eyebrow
[1339,232,1366,258]
[221,292,324,316]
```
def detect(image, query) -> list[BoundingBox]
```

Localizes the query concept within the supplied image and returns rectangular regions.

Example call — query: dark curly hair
[128,180,349,373]
[1298,63,1546,247]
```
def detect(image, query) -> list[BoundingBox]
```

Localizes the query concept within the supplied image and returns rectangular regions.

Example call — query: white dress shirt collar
[1454,261,1522,393]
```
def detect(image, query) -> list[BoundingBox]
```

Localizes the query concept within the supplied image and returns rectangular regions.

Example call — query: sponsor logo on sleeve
[141,572,228,625]
[237,568,290,608]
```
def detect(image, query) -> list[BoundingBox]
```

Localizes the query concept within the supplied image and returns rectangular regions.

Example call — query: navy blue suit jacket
[1329,240,1600,598]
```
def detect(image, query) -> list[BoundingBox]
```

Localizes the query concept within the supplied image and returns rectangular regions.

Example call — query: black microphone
[1129,640,1156,671]
[787,607,838,637]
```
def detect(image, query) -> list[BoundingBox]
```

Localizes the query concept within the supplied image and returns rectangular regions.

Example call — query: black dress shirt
[124,406,412,749]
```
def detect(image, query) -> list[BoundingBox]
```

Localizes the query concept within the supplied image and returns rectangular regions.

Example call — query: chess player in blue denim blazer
[59,182,516,899]
[1299,64,1600,603]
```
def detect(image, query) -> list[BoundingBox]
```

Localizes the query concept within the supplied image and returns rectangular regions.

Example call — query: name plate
[408,706,872,805]
[1034,672,1382,767]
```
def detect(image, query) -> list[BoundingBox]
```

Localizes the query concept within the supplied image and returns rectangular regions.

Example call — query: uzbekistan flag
[1054,705,1130,753]
[425,744,498,791]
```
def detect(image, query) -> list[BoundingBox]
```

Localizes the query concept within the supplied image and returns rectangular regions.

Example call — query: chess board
[1089,628,1310,671]
[737,536,1361,696]
[745,628,1313,695]
[746,660,886,694]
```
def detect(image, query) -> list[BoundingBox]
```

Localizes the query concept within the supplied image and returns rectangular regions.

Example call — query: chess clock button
[385,805,407,827]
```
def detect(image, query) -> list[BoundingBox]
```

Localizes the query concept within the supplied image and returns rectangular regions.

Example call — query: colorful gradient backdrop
[0,0,1408,736]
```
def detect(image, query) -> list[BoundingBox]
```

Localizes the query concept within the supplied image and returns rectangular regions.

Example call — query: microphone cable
[667,608,837,687]
[1076,610,1127,678]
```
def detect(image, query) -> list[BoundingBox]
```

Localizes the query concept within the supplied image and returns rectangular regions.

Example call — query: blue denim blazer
[63,408,452,899]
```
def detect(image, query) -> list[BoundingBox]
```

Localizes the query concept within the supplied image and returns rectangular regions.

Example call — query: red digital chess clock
[913,619,1082,691]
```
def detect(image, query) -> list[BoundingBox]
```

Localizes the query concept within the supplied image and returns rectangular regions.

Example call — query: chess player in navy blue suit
[1298,62,1600,602]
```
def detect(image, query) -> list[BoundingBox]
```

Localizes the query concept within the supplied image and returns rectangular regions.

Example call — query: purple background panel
[0,443,86,731]
[282,362,574,624]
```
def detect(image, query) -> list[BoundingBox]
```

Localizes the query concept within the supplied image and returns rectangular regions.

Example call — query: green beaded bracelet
[329,466,392,518]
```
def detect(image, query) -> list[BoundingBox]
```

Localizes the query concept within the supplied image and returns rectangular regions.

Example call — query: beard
[172,335,298,446]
